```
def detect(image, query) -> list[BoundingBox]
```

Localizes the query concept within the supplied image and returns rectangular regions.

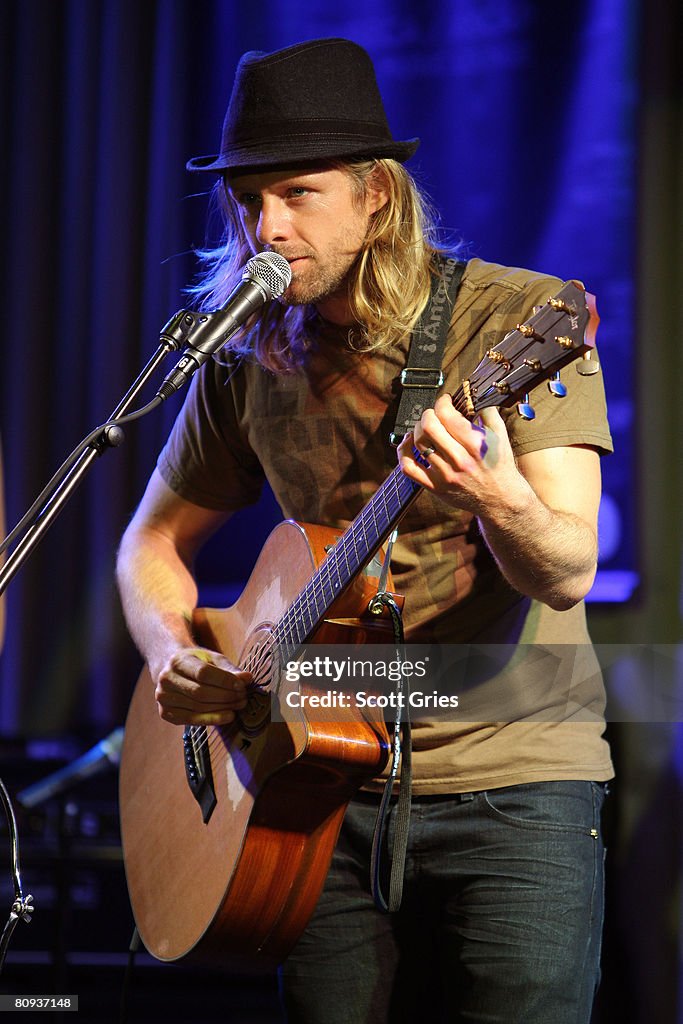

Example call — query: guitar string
[267,466,411,654]
[273,467,410,646]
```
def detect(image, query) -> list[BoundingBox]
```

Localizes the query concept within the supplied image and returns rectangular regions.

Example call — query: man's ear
[366,165,389,215]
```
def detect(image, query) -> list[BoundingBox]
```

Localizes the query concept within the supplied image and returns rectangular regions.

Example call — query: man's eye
[235,193,260,208]
[289,187,307,198]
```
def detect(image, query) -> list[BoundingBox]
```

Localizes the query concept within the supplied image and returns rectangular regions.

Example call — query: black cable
[369,595,412,913]
[119,926,141,1024]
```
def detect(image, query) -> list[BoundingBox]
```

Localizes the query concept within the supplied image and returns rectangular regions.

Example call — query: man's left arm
[398,394,601,611]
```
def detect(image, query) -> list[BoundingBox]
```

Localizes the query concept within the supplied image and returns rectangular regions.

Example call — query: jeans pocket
[482,780,599,836]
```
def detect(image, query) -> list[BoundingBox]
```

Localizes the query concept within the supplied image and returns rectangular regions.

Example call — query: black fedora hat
[186,37,419,174]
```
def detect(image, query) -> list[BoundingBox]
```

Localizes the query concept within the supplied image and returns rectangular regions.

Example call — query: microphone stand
[0,336,175,596]
[0,307,200,971]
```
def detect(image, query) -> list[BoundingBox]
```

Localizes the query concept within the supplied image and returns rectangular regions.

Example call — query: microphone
[157,251,291,398]
[16,727,125,809]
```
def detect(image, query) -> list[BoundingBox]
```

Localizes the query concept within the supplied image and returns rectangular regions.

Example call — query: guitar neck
[274,465,421,647]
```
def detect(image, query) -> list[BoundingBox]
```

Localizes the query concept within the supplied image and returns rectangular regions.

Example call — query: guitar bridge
[182,726,217,823]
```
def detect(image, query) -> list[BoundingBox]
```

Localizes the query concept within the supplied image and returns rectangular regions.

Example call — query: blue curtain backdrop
[2,2,683,1022]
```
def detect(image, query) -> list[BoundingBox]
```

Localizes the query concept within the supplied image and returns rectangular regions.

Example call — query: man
[116,38,613,1023]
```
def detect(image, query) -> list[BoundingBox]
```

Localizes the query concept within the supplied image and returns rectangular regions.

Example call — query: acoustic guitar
[119,281,598,969]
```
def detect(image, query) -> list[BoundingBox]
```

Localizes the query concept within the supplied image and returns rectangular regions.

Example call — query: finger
[156,682,248,711]
[155,674,248,717]
[174,649,252,692]
[419,404,466,451]
[189,647,252,681]
[158,703,242,727]
[396,430,416,457]
[426,399,486,458]
[477,406,505,432]
[396,432,438,483]
[156,659,250,719]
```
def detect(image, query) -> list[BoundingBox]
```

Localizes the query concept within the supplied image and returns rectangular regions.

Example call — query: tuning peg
[517,395,535,420]
[548,297,575,314]
[576,352,601,375]
[517,324,544,340]
[547,372,567,398]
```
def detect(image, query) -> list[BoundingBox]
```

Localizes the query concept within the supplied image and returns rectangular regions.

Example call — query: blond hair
[187,159,448,372]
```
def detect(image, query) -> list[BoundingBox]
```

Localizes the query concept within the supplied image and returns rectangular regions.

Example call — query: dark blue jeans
[280,781,607,1024]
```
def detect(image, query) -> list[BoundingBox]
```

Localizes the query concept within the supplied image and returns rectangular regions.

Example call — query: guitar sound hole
[238,629,277,736]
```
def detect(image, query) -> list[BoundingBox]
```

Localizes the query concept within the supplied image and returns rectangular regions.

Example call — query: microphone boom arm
[0,253,290,593]
[0,337,177,596]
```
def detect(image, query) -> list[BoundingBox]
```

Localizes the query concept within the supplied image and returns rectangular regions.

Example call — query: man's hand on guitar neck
[153,646,251,726]
[397,394,601,611]
[398,396,524,517]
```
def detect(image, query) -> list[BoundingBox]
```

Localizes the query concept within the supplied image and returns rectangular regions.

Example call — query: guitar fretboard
[273,465,421,648]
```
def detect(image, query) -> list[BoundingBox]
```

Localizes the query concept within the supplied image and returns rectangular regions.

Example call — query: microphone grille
[243,251,292,299]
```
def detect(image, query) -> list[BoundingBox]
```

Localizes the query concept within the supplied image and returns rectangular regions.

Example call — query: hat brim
[186,136,420,173]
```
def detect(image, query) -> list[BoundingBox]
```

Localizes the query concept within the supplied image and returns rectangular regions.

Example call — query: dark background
[0,1,681,1021]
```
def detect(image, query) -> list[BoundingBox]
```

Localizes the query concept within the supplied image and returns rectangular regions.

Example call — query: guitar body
[119,520,394,969]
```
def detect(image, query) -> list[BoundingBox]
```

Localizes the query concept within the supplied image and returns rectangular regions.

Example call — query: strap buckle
[399,367,444,388]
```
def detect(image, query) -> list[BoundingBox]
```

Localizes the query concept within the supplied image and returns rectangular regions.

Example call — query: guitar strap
[371,256,466,913]
[389,256,467,446]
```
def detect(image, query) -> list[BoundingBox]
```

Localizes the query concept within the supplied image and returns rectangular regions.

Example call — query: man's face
[227,165,386,323]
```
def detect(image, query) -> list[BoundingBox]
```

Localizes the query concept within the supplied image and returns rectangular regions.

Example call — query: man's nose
[256,197,291,246]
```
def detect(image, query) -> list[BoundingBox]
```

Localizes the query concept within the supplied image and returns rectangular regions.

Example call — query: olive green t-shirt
[159,258,615,793]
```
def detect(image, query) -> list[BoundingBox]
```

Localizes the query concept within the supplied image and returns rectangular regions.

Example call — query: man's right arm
[116,469,250,725]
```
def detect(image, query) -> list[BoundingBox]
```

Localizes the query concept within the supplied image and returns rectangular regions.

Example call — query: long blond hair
[187,158,449,372]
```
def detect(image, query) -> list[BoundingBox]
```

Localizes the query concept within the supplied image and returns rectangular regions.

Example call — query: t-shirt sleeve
[503,357,613,456]
[157,358,266,511]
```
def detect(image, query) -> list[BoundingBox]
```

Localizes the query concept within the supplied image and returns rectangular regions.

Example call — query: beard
[271,238,364,309]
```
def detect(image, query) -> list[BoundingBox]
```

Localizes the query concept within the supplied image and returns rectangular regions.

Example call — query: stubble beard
[272,217,368,309]
[280,250,359,308]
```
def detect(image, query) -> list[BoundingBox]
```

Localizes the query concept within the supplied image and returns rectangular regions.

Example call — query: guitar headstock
[460,281,599,420]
